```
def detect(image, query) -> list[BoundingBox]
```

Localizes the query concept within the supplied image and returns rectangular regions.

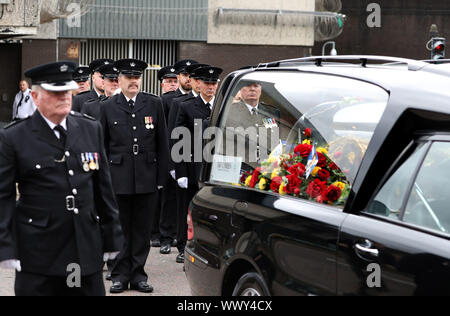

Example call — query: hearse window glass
[366,143,428,219]
[210,71,389,208]
[403,142,450,235]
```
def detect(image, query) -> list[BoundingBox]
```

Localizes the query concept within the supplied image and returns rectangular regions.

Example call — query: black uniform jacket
[174,96,211,186]
[167,93,195,171]
[161,89,183,124]
[82,95,109,120]
[73,90,100,113]
[100,93,169,195]
[0,111,122,277]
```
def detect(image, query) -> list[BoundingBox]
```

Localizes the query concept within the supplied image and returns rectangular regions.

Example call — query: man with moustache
[173,66,223,263]
[0,61,122,296]
[72,59,113,112]
[82,64,120,120]
[100,59,169,294]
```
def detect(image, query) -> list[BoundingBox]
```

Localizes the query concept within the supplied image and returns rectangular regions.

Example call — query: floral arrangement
[240,128,351,206]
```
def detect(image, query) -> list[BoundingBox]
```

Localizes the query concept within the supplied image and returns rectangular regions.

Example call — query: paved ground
[0,247,192,296]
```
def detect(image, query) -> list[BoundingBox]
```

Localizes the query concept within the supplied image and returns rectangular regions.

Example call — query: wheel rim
[241,288,262,296]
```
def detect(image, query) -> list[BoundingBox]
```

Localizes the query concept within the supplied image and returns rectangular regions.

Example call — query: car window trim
[204,180,345,213]
[362,212,450,241]
[398,141,432,221]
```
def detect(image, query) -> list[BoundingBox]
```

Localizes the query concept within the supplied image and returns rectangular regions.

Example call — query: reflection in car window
[403,142,450,235]
[211,72,389,208]
[367,143,428,219]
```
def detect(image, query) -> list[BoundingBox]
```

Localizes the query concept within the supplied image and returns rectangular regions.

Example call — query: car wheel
[232,272,270,297]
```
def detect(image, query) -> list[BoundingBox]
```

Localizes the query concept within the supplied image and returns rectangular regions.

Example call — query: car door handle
[234,201,248,214]
[355,240,380,258]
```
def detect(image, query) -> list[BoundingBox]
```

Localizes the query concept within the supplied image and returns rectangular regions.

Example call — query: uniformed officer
[151,60,197,250]
[0,61,122,296]
[82,64,120,120]
[73,66,91,96]
[158,66,179,94]
[173,66,223,263]
[99,59,169,294]
[12,80,36,121]
[72,59,114,112]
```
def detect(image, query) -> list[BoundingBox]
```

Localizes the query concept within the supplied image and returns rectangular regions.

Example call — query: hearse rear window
[210,71,389,208]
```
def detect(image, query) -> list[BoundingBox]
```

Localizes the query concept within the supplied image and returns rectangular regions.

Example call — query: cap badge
[105,61,110,65]
[186,62,192,66]
[130,62,136,68]
[60,65,69,73]
[113,67,118,72]
[209,69,214,74]
[78,70,83,74]
[171,68,175,73]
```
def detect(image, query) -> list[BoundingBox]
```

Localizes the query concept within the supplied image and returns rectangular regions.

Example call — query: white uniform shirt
[12,89,36,120]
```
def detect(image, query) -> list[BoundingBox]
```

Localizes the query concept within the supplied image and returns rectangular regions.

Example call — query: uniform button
[72,189,78,195]
[36,165,41,169]
[65,151,70,157]
[74,209,79,215]
[28,219,33,224]
[114,122,118,125]
[96,216,100,221]
[134,138,138,143]
[133,126,137,130]
[69,170,74,176]
[132,114,136,118]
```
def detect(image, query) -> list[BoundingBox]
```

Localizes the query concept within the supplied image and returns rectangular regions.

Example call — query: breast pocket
[22,157,56,175]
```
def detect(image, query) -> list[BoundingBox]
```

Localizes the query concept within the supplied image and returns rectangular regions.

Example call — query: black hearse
[184,56,450,296]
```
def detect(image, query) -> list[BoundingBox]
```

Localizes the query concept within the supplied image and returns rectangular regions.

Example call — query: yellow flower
[333,181,346,191]
[245,176,252,187]
[302,139,311,145]
[259,178,268,190]
[312,167,321,177]
[271,169,280,179]
[317,147,328,155]
[279,183,287,195]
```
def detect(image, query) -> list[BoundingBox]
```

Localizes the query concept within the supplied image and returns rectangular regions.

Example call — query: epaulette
[76,90,90,96]
[142,92,159,99]
[70,111,96,121]
[4,117,30,129]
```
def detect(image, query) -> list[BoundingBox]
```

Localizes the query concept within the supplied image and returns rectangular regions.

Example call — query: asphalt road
[0,247,192,296]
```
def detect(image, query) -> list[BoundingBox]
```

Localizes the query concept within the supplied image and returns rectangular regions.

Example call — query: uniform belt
[110,145,153,156]
[19,194,87,211]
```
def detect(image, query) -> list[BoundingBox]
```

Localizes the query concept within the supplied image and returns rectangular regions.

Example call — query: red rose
[329,162,339,170]
[306,179,326,199]
[288,163,306,178]
[294,144,312,158]
[294,188,301,196]
[270,177,283,193]
[249,168,261,188]
[286,174,303,195]
[305,128,312,138]
[317,169,330,181]
[317,152,327,168]
[322,185,342,203]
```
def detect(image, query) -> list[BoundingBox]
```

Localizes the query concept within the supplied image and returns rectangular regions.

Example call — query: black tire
[232,272,271,297]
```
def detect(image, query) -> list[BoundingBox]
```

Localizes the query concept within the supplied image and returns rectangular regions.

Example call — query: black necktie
[54,126,67,147]
[206,103,212,116]
[15,93,25,119]
[129,99,135,109]
[252,108,258,116]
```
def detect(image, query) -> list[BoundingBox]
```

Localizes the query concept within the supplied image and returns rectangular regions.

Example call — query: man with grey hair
[12,80,36,121]
[0,61,122,296]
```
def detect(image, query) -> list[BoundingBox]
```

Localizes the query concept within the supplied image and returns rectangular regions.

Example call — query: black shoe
[176,253,185,264]
[106,272,112,281]
[110,282,128,294]
[160,244,171,255]
[172,239,178,247]
[151,240,161,248]
[130,282,154,294]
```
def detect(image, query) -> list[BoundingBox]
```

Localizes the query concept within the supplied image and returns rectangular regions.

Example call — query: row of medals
[81,153,99,172]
